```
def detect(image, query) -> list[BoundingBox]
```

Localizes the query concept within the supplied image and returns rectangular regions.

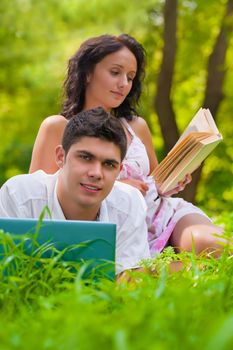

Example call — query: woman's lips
[111,91,124,98]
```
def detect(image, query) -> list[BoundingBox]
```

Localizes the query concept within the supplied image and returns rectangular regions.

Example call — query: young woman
[29,34,224,256]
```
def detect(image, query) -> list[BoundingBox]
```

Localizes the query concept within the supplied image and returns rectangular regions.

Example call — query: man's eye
[79,155,91,161]
[104,161,116,168]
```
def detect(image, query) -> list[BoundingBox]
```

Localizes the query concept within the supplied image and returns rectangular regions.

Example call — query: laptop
[0,218,116,279]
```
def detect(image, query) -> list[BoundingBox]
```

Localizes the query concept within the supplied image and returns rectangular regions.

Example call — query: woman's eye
[110,70,119,76]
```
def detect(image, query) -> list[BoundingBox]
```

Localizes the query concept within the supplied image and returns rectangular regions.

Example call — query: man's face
[56,137,122,217]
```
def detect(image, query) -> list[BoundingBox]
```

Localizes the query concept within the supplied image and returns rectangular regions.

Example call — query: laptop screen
[0,218,116,279]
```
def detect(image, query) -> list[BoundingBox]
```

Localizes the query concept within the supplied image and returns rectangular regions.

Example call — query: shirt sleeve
[115,189,151,275]
[0,183,23,217]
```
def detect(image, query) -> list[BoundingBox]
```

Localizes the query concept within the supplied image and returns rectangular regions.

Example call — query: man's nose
[87,162,103,179]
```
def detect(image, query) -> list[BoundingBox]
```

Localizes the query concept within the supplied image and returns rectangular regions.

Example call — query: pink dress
[118,119,209,255]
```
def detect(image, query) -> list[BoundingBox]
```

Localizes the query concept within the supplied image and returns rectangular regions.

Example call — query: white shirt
[0,171,150,274]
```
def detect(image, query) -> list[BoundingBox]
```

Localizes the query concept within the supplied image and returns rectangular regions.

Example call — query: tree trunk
[155,0,179,153]
[155,0,233,202]
[181,0,233,202]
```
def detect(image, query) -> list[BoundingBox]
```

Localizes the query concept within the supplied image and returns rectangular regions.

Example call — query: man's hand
[116,267,148,287]
[116,262,184,286]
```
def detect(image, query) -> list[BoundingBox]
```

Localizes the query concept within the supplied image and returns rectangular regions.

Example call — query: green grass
[0,213,232,350]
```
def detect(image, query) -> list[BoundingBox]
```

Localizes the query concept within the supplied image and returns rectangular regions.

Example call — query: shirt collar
[98,200,109,222]
[52,178,66,220]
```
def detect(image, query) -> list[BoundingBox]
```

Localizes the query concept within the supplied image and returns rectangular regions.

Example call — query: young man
[0,107,150,275]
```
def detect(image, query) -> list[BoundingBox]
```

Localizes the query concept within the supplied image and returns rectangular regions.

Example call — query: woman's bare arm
[116,117,158,196]
[129,116,158,173]
[29,115,68,174]
[128,117,191,196]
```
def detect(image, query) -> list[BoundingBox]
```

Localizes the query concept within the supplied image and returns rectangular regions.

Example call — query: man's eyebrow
[77,150,93,155]
[104,158,120,166]
[75,150,93,158]
[76,150,120,165]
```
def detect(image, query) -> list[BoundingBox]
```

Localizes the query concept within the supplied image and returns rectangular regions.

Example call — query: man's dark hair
[62,107,127,161]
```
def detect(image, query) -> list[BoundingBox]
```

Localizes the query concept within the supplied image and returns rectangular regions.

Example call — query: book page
[152,132,211,181]
[152,137,194,176]
[152,107,223,193]
[156,135,209,182]
[154,138,196,181]
[158,137,222,192]
[204,109,221,135]
[174,108,220,146]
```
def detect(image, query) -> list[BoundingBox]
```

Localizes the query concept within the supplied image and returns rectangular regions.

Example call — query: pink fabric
[118,119,208,255]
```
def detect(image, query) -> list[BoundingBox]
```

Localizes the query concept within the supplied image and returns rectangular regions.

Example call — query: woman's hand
[119,178,149,196]
[158,174,192,197]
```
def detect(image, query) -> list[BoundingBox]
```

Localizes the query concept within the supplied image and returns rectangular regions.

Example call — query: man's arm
[0,182,24,217]
[115,186,151,275]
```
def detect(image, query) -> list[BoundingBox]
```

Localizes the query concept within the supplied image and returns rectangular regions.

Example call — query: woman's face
[84,46,137,112]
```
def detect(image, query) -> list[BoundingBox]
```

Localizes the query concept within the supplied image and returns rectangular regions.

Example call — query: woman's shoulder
[128,116,151,139]
[37,115,68,137]
[129,115,149,129]
[41,114,68,129]
[29,115,68,173]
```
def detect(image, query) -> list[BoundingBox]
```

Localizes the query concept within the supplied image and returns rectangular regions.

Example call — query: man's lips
[80,183,102,193]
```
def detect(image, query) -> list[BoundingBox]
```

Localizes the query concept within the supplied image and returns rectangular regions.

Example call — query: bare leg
[170,213,225,257]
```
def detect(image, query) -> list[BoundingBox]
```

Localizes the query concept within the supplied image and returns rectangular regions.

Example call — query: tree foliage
[155,0,233,204]
[0,0,232,212]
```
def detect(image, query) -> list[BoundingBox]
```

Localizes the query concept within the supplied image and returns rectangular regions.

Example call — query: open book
[151,108,223,193]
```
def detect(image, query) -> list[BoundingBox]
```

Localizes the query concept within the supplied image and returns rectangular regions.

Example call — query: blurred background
[0,0,232,214]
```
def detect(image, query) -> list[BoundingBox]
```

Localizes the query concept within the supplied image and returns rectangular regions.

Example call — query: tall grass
[0,213,232,350]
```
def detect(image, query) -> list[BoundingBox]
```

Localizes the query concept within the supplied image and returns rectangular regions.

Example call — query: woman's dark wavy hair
[61,34,146,121]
